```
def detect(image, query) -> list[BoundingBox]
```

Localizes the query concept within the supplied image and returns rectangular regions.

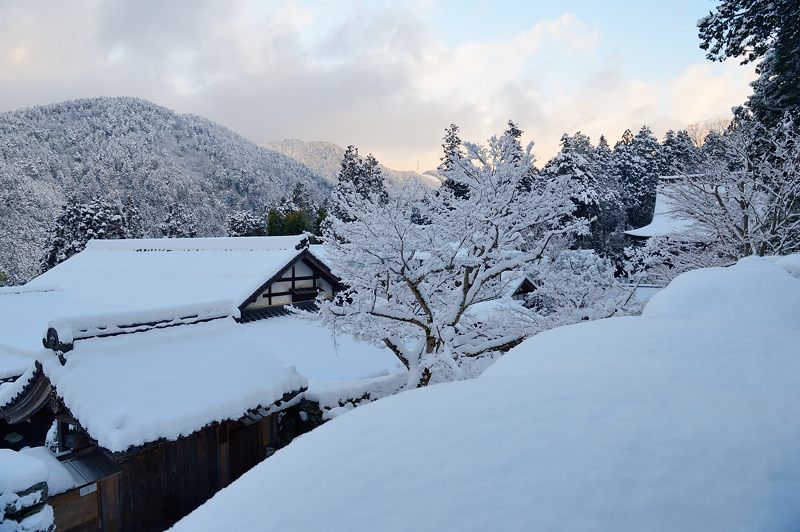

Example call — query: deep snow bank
[172,257,800,532]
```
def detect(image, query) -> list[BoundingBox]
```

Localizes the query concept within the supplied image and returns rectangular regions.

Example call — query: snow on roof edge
[45,299,238,347]
[86,235,306,252]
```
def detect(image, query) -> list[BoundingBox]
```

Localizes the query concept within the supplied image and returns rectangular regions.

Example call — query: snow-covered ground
[172,255,800,532]
[0,449,54,531]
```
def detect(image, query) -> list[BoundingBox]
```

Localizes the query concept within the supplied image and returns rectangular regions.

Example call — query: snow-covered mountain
[0,97,330,283]
[266,139,442,188]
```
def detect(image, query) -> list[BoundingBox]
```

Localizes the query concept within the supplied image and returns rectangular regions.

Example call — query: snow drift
[172,255,800,532]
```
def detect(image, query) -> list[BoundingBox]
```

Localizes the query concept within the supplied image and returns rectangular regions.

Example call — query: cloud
[0,0,755,170]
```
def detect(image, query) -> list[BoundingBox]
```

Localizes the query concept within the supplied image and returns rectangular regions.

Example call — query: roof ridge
[43,300,237,357]
[86,235,306,252]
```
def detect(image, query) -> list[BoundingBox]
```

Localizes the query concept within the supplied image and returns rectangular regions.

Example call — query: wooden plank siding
[99,475,121,532]
[229,416,275,481]
[103,414,277,531]
[50,486,100,531]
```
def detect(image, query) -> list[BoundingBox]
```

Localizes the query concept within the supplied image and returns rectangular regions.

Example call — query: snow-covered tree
[665,113,800,258]
[699,0,800,125]
[159,203,197,238]
[42,196,133,271]
[318,127,586,388]
[525,249,642,325]
[540,132,624,257]
[613,126,660,228]
[265,183,322,236]
[438,124,469,199]
[659,129,701,176]
[623,236,729,285]
[330,146,388,222]
[227,210,268,237]
[289,182,318,221]
[122,197,145,239]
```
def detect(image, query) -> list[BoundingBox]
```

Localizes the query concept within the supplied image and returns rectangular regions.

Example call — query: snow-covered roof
[239,315,403,385]
[172,256,800,532]
[28,235,306,310]
[625,184,696,238]
[37,317,307,453]
[0,236,307,368]
[18,447,79,496]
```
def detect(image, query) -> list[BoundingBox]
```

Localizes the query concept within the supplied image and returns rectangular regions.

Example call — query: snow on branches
[318,127,586,388]
[665,113,800,259]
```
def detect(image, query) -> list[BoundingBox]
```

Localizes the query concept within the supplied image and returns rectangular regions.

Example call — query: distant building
[625,177,697,241]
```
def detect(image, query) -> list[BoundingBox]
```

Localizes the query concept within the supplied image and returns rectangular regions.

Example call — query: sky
[0,0,754,171]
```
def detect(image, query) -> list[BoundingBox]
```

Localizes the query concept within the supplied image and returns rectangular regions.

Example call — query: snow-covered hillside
[171,255,800,532]
[266,138,442,188]
[0,97,330,282]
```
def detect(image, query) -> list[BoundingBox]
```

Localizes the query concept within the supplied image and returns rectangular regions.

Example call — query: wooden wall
[112,415,276,532]
[50,475,120,532]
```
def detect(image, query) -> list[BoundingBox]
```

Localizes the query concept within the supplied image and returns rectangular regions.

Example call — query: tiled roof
[237,302,318,323]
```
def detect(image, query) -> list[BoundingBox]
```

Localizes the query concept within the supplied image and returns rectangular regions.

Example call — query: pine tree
[42,196,133,271]
[659,130,701,176]
[159,203,197,238]
[227,210,267,237]
[540,132,623,255]
[122,197,144,238]
[290,182,318,221]
[698,0,800,126]
[330,145,388,222]
[438,124,470,199]
[267,208,285,236]
[613,126,660,228]
[504,120,525,164]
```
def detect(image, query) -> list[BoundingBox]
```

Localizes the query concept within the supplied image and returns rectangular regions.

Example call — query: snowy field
[172,256,800,532]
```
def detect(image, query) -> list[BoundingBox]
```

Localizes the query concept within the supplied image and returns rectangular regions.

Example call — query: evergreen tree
[290,182,318,221]
[659,129,701,176]
[504,120,537,191]
[227,210,267,237]
[283,211,312,236]
[698,0,800,126]
[331,145,388,221]
[267,208,285,236]
[438,124,469,199]
[159,203,197,238]
[541,132,624,255]
[613,126,660,228]
[504,120,525,164]
[122,197,145,239]
[42,196,133,271]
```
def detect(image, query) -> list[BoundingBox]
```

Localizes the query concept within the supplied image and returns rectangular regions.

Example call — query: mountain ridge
[0,96,331,282]
[265,138,442,188]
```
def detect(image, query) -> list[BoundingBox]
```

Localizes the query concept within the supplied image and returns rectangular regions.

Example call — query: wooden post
[216,423,230,488]
[99,474,121,532]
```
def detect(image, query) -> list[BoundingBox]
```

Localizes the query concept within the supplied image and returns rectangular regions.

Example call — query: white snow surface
[0,449,47,494]
[38,317,307,453]
[26,236,304,313]
[625,185,695,238]
[240,315,404,383]
[172,257,800,532]
[18,447,77,496]
[0,235,304,373]
[0,365,38,409]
